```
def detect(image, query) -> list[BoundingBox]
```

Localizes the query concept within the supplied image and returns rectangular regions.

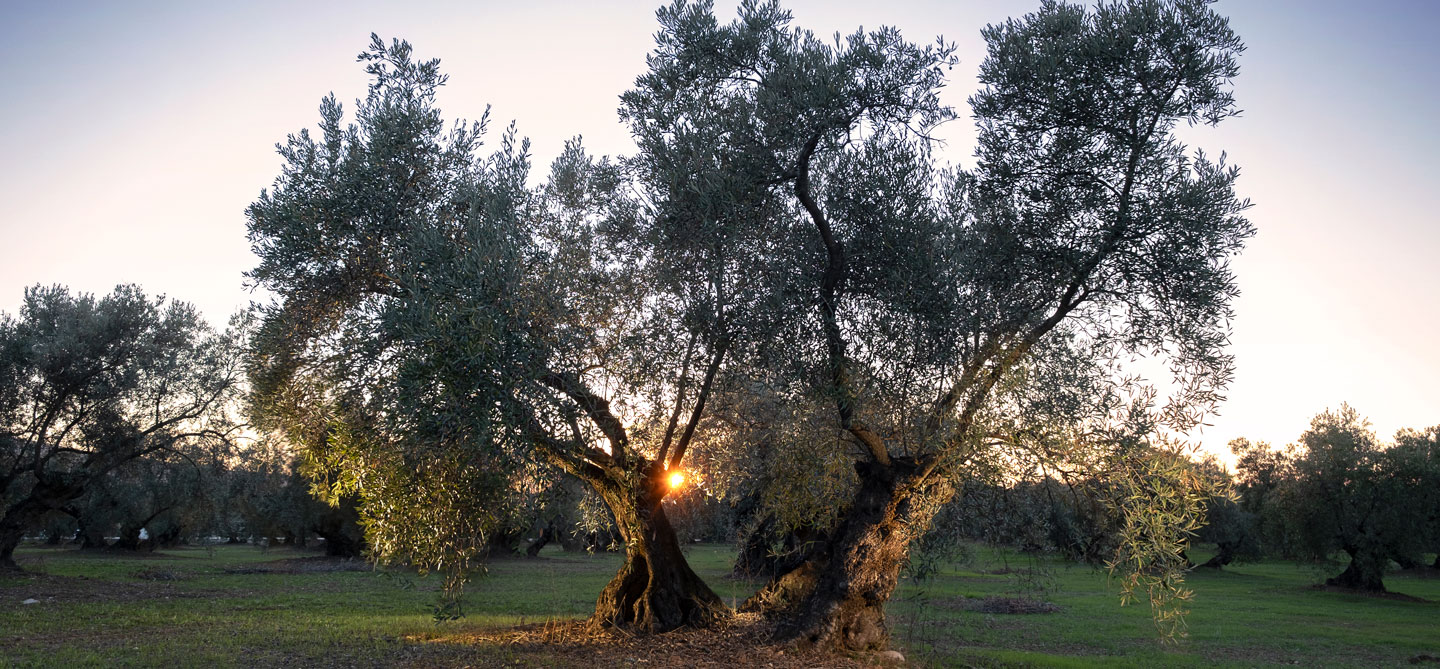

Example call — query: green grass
[1,542,1436,667]
[888,545,1440,667]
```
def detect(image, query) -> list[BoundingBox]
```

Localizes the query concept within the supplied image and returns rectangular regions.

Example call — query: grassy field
[1,542,1436,667]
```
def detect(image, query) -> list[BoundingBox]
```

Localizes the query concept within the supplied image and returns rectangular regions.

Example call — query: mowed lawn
[1,542,1436,667]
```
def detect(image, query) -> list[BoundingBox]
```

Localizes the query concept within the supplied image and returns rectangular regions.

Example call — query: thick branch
[540,372,631,460]
[656,330,700,467]
[794,130,892,467]
[668,338,729,471]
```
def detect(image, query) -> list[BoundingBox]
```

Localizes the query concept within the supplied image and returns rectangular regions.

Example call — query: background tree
[1270,406,1433,591]
[0,284,242,570]
[1228,437,1295,556]
[68,451,208,551]
[1390,426,1440,570]
[625,0,1250,650]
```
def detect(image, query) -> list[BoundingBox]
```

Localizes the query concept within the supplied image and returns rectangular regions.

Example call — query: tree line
[909,406,1440,596]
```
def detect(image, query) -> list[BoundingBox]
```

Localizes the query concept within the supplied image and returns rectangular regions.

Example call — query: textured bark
[745,458,942,652]
[588,469,726,633]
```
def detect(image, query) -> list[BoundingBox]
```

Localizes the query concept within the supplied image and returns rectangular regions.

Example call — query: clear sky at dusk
[2,0,1437,460]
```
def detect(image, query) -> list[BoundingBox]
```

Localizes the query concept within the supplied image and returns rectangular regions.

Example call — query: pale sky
[2,1,1437,459]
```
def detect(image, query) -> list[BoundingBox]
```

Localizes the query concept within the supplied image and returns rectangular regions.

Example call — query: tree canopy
[244,0,1254,649]
[0,284,242,569]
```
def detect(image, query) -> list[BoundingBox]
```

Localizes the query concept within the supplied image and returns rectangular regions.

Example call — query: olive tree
[1391,426,1440,570]
[0,285,242,570]
[69,450,209,550]
[244,35,786,631]
[1273,406,1431,591]
[626,0,1250,649]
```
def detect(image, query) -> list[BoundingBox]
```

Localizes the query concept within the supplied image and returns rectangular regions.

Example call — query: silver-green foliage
[623,0,1251,637]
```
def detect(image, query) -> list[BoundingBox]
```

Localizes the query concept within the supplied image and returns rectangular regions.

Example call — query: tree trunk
[744,458,944,652]
[588,470,726,633]
[111,525,145,551]
[1198,541,1236,569]
[733,511,826,579]
[154,525,185,549]
[525,519,557,558]
[0,519,26,571]
[2,489,84,570]
[78,519,109,549]
[313,495,366,558]
[1326,546,1387,591]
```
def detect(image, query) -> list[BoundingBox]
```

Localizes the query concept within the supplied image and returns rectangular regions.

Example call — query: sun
[667,471,685,490]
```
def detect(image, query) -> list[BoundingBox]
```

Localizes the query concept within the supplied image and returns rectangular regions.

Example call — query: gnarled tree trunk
[1,482,85,571]
[744,458,945,652]
[1327,545,1388,591]
[1198,541,1237,569]
[588,468,725,632]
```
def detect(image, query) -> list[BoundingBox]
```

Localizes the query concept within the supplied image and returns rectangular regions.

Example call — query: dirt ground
[406,613,901,668]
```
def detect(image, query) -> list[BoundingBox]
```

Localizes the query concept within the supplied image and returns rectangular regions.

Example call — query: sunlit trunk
[744,458,946,652]
[588,467,726,632]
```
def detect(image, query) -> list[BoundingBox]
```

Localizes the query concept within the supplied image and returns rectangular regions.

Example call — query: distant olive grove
[900,405,1440,596]
[4,294,1432,600]
[1,287,1435,608]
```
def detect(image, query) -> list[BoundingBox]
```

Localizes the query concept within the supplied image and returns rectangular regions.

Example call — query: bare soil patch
[0,572,230,607]
[222,556,371,575]
[938,595,1062,614]
[410,612,879,668]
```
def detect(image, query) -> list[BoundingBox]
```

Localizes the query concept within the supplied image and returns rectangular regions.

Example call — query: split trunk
[744,458,946,652]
